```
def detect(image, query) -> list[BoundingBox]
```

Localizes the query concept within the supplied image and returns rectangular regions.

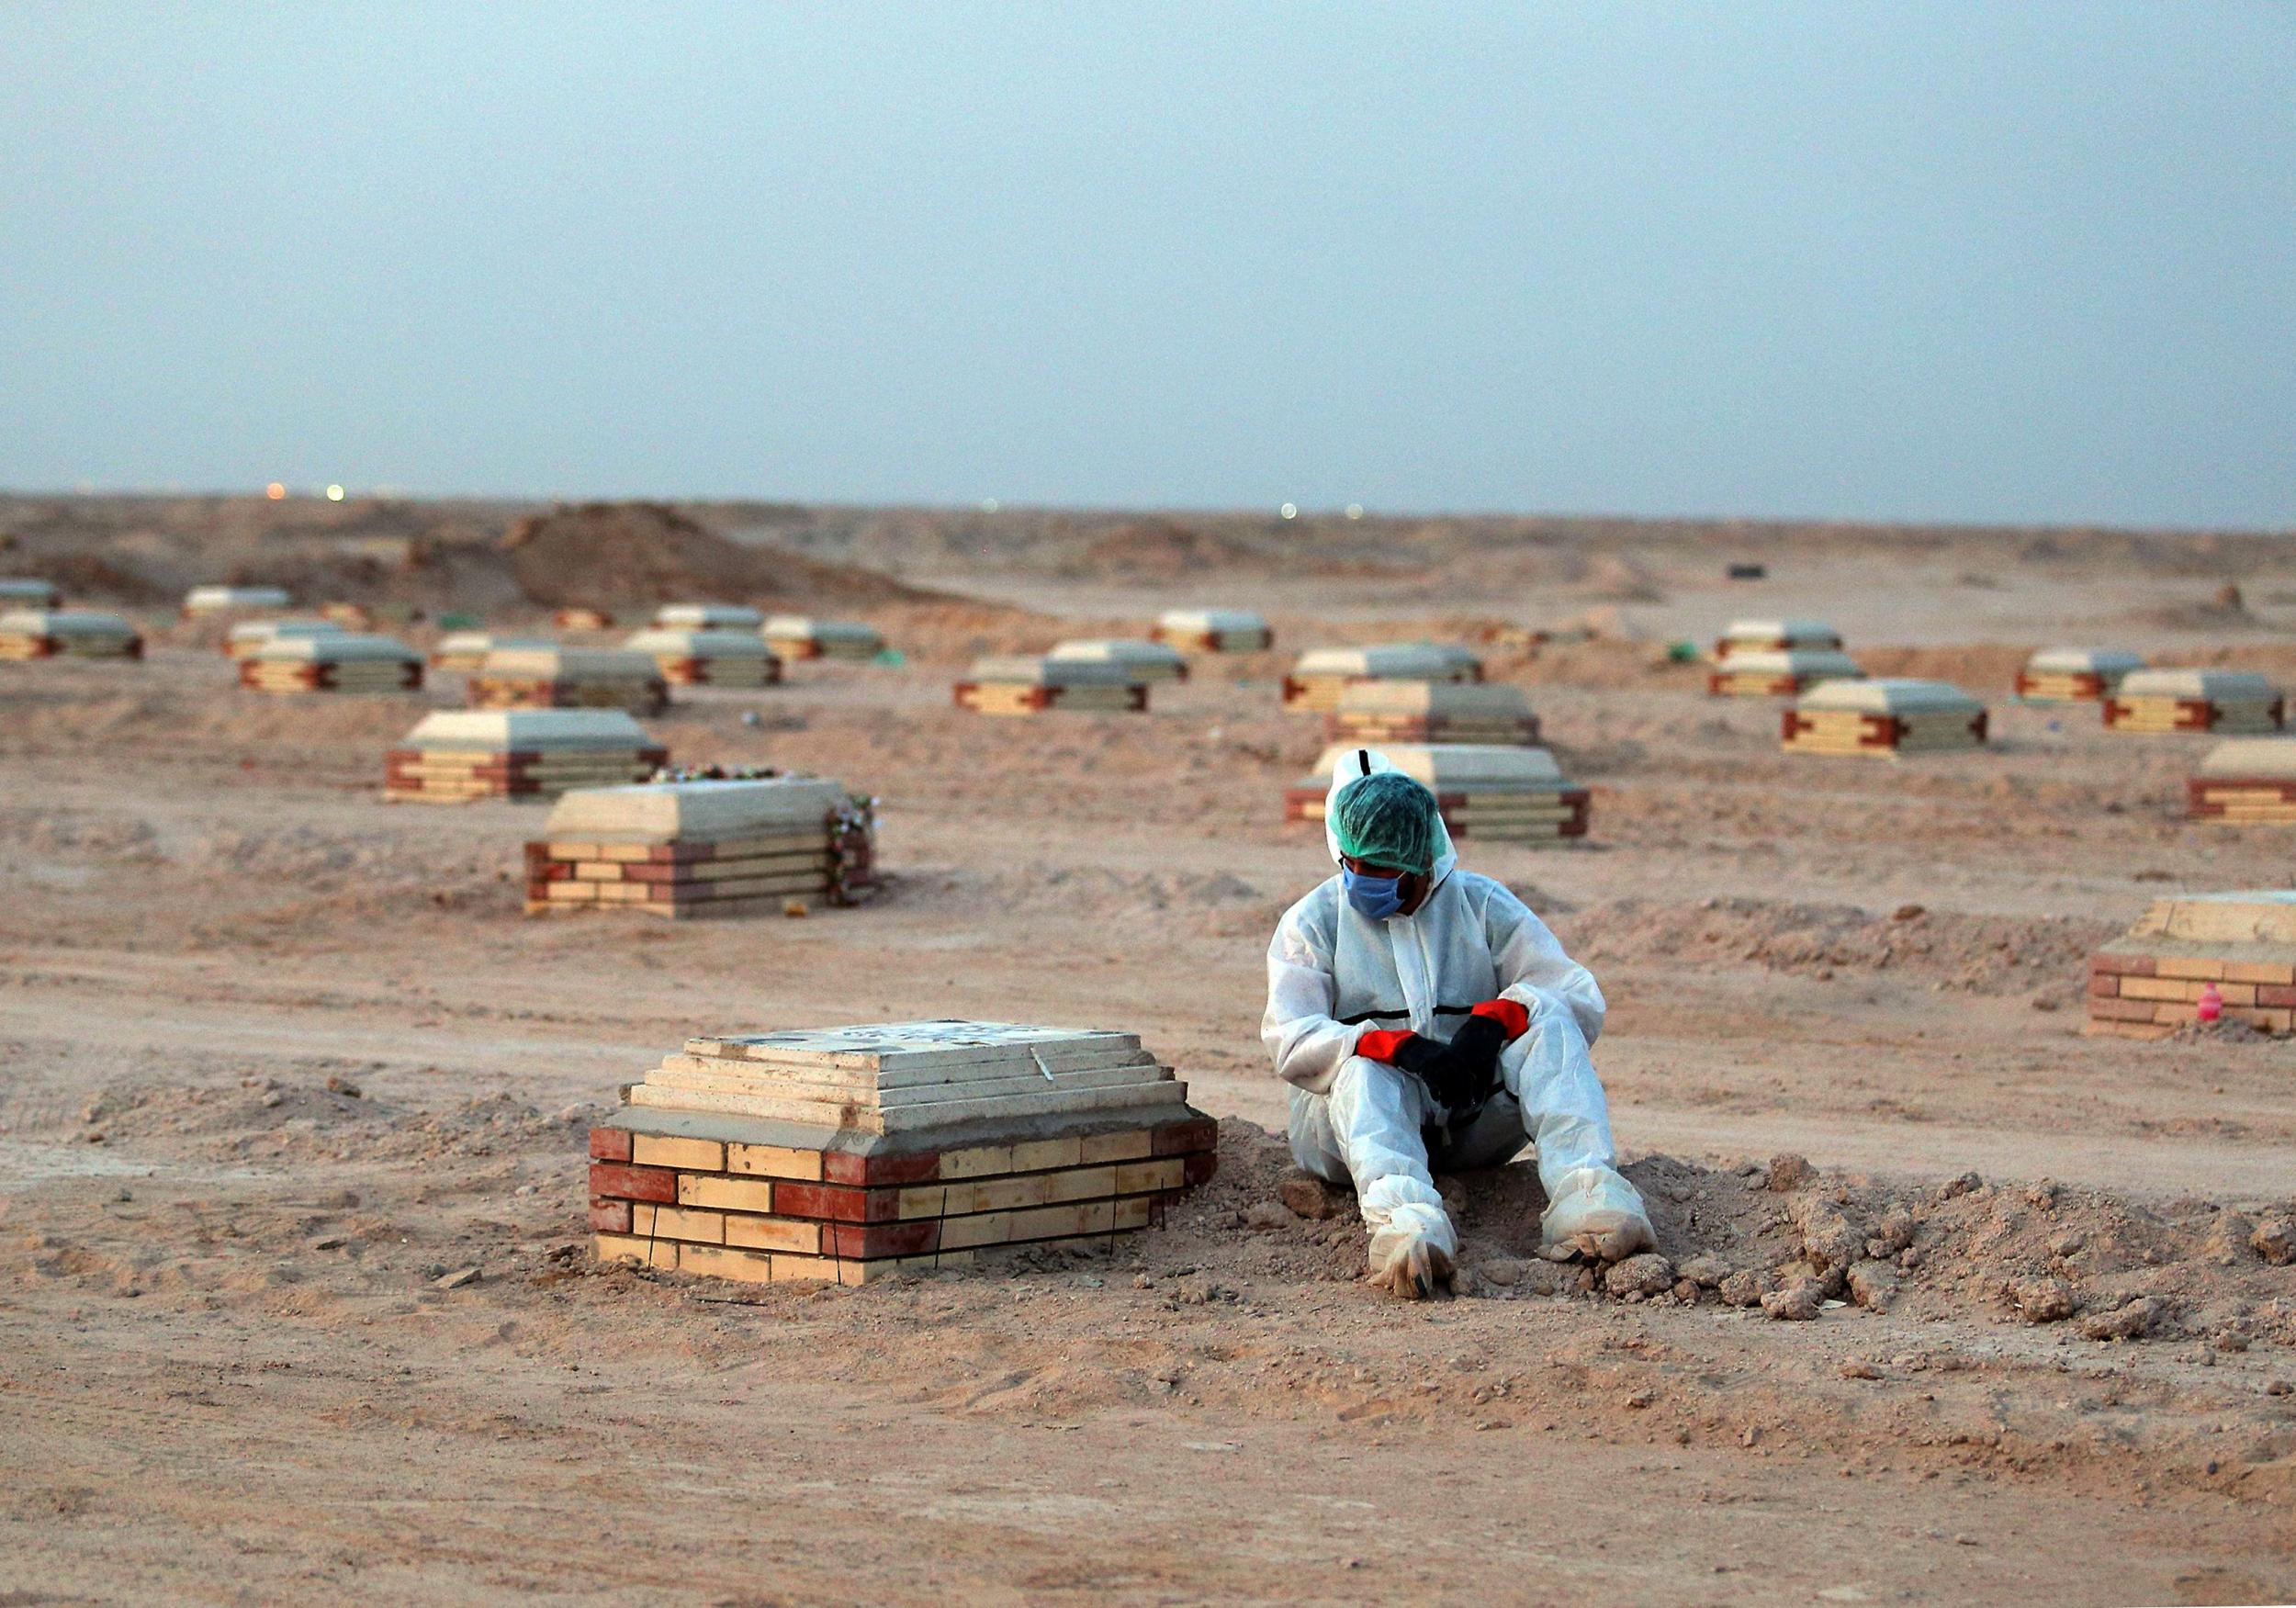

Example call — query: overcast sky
[3,4,2290,526]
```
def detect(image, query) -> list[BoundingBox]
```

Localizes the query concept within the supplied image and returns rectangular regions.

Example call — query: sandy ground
[4,504,2295,1604]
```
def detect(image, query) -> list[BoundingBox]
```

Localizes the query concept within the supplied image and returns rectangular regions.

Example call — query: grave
[591,1020,1217,1284]
[525,777,875,916]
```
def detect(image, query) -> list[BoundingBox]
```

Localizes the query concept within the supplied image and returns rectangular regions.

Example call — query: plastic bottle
[2197,982,2223,1024]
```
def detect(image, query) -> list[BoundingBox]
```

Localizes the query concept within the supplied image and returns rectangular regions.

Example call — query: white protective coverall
[1263,748,1653,1287]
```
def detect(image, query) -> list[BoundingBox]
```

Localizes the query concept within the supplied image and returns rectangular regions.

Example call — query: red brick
[1182,1152,1218,1186]
[588,1162,678,1203]
[2087,973,2122,997]
[588,1128,633,1162]
[772,1181,896,1222]
[2088,997,2160,1023]
[827,1220,940,1259]
[588,1197,632,1232]
[2258,985,2296,1007]
[2089,952,2155,977]
[1152,1116,1218,1156]
[823,1149,941,1186]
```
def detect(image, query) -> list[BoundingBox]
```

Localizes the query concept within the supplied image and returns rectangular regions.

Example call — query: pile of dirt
[1569,896,2116,995]
[1857,644,2034,690]
[2120,582,2273,633]
[0,493,520,615]
[0,493,978,625]
[1063,519,1268,579]
[68,1079,590,1169]
[499,501,946,613]
[23,551,175,606]
[1176,1123,2296,1347]
[1570,554,1666,602]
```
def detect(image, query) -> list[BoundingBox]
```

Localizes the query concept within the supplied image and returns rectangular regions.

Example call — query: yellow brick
[970,1174,1054,1213]
[2224,961,2296,985]
[2155,956,2227,982]
[726,1141,825,1181]
[724,1215,820,1254]
[940,1143,1015,1180]
[604,1230,681,1268]
[2216,982,2258,1007]
[1043,1164,1118,1204]
[1115,1157,1185,1194]
[593,1232,650,1265]
[897,1184,961,1220]
[1080,1129,1153,1164]
[2119,976,2199,1003]
[2152,1002,2196,1025]
[1077,1198,1116,1234]
[940,1211,1013,1250]
[1112,1196,1154,1231]
[632,1133,726,1171]
[677,1174,775,1212]
[1008,1203,1096,1242]
[677,1243,778,1284]
[2257,1007,2294,1033]
[1008,1137,1084,1173]
[767,1253,839,1283]
[636,1204,726,1244]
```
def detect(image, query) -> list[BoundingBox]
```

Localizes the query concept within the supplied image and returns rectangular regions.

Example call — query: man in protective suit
[1264,748,1656,1299]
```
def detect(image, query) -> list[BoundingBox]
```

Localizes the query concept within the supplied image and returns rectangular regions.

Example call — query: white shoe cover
[1364,1202,1458,1300]
[1539,1165,1655,1263]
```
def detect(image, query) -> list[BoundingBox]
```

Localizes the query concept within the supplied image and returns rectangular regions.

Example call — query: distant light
[981,498,1000,512]
[1279,502,1298,520]
[265,482,287,500]
[325,484,345,501]
[1345,503,1364,521]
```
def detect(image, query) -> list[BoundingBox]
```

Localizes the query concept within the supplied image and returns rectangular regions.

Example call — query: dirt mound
[1178,1124,2296,1347]
[2121,581,2272,633]
[1570,896,2115,995]
[1572,554,1666,602]
[1066,520,1267,579]
[499,501,943,613]
[1857,643,2032,690]
[0,493,976,624]
[26,551,174,607]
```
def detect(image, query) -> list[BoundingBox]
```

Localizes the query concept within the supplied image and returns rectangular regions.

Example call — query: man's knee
[1329,1052,1414,1108]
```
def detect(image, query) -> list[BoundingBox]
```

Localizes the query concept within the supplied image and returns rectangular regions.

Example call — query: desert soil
[2,497,2294,1605]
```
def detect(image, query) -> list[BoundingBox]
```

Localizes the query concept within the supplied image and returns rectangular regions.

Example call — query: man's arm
[1483,885,1606,1046]
[1262,901,1366,1096]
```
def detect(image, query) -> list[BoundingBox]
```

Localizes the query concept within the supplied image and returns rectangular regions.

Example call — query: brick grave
[591,1021,1217,1284]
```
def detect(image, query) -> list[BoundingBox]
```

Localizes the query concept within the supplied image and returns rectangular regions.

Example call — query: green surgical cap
[1332,770,1440,874]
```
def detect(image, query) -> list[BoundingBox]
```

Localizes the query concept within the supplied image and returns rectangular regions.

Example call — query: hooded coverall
[1263,747,1651,1269]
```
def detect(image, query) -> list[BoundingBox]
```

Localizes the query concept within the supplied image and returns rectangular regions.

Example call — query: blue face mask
[1342,866,1407,921]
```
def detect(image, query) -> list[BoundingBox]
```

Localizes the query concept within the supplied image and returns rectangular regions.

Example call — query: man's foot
[1539,1165,1657,1264]
[1540,1219,1653,1263]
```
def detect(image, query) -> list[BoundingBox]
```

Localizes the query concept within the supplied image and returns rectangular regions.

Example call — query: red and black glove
[1441,999,1533,1106]
[1358,1021,1501,1112]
